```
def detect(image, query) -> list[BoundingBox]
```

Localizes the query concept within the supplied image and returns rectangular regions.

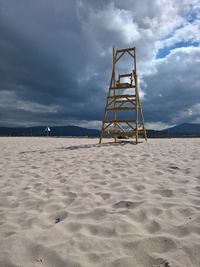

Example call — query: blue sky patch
[156,40,199,59]
[184,9,199,23]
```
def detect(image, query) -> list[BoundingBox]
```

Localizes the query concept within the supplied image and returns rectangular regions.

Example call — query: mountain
[147,123,200,137]
[161,123,200,134]
[0,125,100,137]
[0,123,199,137]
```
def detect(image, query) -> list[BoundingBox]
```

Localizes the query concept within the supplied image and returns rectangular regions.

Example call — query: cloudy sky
[0,0,200,129]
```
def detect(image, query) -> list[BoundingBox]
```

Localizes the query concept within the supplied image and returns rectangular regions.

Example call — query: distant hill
[147,123,200,137]
[162,123,200,134]
[0,125,100,137]
[0,123,199,137]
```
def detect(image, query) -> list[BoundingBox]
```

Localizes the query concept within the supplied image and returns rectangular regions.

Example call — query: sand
[0,137,200,267]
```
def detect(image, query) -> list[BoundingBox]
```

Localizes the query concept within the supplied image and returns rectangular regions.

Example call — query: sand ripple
[0,137,200,267]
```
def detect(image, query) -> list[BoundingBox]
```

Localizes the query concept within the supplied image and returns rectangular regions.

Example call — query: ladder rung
[138,127,145,131]
[116,47,135,53]
[103,127,115,131]
[115,99,136,103]
[103,131,136,137]
[107,107,139,111]
[110,84,135,89]
[104,120,136,123]
[119,73,132,78]
[102,129,145,137]
[108,94,136,99]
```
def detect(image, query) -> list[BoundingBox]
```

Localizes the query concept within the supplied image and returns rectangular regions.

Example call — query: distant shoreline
[0,135,200,138]
[0,123,200,138]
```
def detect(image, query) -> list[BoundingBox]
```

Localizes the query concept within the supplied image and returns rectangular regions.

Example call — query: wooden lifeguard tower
[99,46,147,144]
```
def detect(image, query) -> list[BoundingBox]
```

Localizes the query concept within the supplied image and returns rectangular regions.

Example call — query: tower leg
[138,98,147,141]
[99,107,108,144]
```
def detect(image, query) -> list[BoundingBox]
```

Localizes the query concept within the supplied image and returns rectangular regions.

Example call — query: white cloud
[75,120,102,129]
[141,46,200,124]
[0,90,58,114]
[145,121,174,130]
[77,0,200,76]
[175,103,200,123]
[88,3,141,44]
[159,19,200,49]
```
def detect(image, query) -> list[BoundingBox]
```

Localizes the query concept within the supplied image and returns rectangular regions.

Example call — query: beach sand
[0,137,200,267]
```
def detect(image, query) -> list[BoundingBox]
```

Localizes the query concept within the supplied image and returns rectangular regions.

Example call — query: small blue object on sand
[55,217,61,224]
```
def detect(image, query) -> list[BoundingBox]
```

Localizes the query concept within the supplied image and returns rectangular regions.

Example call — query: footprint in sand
[96,192,110,200]
[134,184,145,191]
[99,181,107,185]
[168,164,180,170]
[59,178,66,183]
[34,182,42,188]
[152,259,171,267]
[151,189,174,198]
[113,200,144,209]
[110,182,122,188]
[45,188,54,194]
[4,231,16,237]
[103,169,111,175]
[67,192,77,198]
[145,219,161,233]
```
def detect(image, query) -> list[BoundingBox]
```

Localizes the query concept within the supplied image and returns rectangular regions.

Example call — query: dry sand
[0,137,200,267]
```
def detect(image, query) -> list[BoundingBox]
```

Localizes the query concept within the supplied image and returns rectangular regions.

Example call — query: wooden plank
[102,129,145,137]
[118,102,125,108]
[102,127,115,131]
[103,131,136,137]
[110,85,136,89]
[102,122,112,130]
[116,47,135,53]
[107,107,139,111]
[118,73,132,78]
[138,94,147,141]
[115,51,125,63]
[113,46,117,142]
[116,82,132,88]
[127,50,134,58]
[108,94,136,99]
[104,120,136,123]
[126,121,135,130]
[115,99,136,103]
[106,98,115,107]
[135,51,138,143]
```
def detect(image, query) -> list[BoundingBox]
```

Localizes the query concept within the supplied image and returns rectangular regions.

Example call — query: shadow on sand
[19,141,136,154]
[58,141,136,151]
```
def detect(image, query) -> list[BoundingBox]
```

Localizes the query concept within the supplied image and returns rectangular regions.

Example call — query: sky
[0,0,200,130]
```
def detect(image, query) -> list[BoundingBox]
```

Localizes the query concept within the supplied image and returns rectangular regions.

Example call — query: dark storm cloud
[0,0,107,126]
[0,1,83,100]
[0,19,74,102]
